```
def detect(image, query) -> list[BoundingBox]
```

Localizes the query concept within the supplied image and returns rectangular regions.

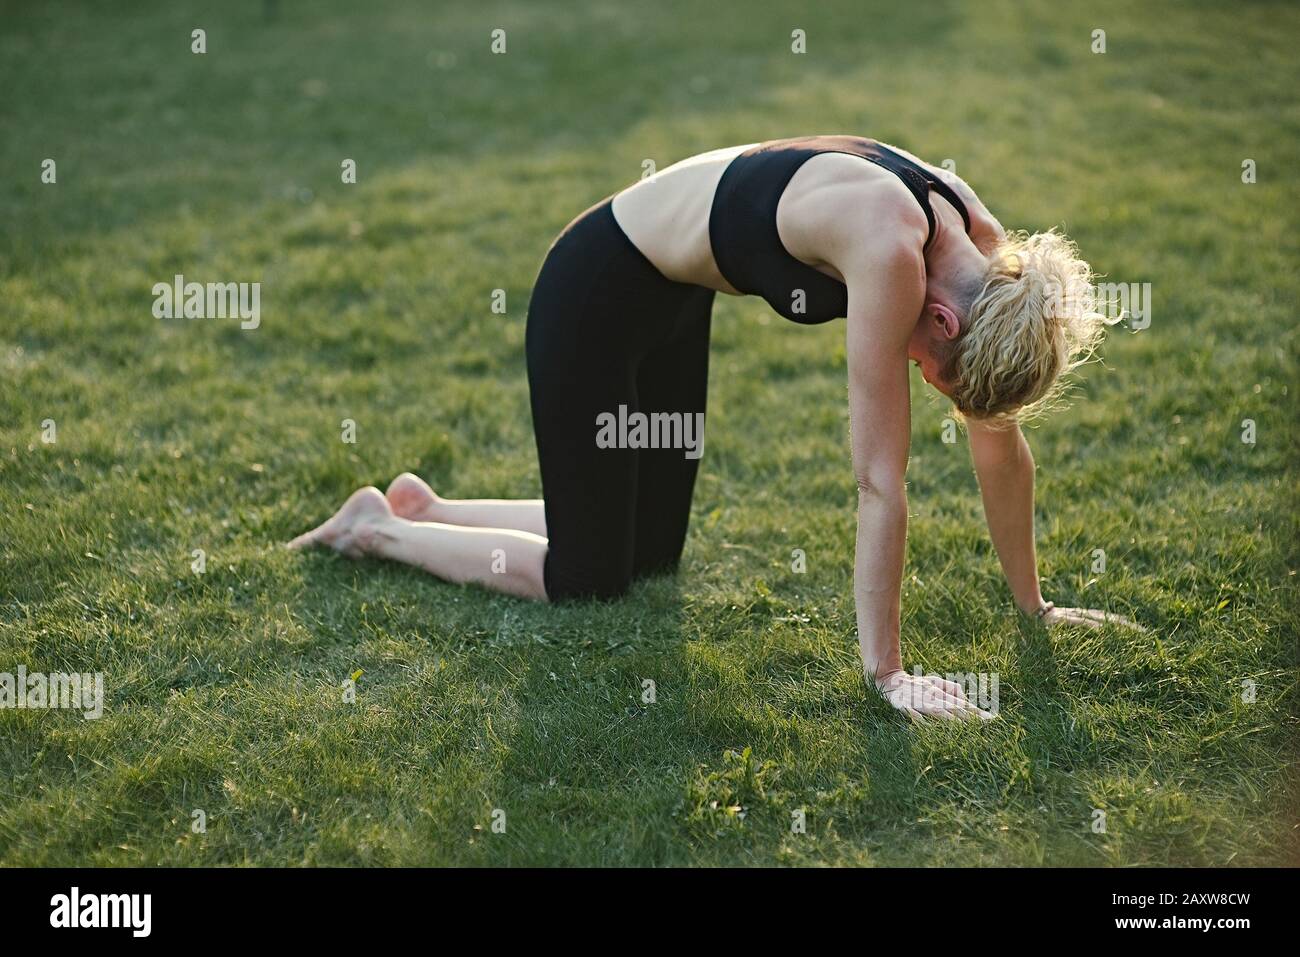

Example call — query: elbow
[855,472,907,501]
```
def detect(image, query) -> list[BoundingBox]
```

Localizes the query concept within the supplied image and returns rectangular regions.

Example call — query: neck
[924,204,986,308]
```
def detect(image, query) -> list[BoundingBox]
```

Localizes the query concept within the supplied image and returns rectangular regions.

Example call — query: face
[911,351,953,398]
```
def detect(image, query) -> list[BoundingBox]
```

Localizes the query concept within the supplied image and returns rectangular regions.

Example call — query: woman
[289,135,1138,720]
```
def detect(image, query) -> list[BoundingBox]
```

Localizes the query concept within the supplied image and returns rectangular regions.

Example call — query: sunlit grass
[0,0,1296,866]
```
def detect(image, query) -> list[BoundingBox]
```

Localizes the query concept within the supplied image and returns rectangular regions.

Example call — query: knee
[495,536,550,602]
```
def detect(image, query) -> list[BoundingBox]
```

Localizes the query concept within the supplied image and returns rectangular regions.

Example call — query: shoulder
[873,141,1005,249]
[774,153,930,297]
[820,177,927,293]
[827,183,927,332]
[792,152,927,227]
[782,154,929,274]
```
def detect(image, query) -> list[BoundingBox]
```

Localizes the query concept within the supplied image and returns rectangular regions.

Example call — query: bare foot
[286,486,393,558]
[385,472,440,521]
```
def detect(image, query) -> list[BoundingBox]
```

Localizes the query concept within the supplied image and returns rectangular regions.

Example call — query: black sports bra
[707,135,972,325]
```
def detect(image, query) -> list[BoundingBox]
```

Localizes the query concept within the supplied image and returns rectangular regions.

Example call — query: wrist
[1017,592,1047,616]
[864,653,904,687]
[1022,600,1054,620]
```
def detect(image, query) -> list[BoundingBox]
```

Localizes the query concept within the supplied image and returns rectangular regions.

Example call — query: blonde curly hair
[944,230,1115,423]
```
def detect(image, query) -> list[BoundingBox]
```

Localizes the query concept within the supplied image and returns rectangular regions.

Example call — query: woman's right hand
[875,669,995,721]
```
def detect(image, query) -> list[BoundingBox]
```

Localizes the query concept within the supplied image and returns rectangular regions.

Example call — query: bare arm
[832,201,993,719]
[968,419,1146,631]
[782,173,991,719]
[967,419,1045,613]
[842,243,917,681]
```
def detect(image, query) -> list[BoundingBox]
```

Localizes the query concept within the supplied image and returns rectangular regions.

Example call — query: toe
[285,531,316,550]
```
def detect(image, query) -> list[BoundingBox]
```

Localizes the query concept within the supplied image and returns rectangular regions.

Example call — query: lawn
[1,0,1296,866]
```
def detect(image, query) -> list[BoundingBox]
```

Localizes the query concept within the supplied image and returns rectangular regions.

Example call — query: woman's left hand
[1036,603,1147,632]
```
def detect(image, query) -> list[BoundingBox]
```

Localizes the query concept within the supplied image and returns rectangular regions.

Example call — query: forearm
[854,487,908,680]
[975,447,1045,613]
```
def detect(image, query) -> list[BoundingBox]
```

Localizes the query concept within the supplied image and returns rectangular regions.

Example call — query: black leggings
[526,197,715,601]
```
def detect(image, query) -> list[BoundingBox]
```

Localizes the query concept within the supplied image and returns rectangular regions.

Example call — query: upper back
[709,136,971,322]
[611,136,985,319]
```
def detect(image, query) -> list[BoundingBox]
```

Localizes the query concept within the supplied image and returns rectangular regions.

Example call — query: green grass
[1,0,1297,866]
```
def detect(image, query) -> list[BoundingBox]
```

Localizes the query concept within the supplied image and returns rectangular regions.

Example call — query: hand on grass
[1036,603,1147,632]
[875,669,995,722]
